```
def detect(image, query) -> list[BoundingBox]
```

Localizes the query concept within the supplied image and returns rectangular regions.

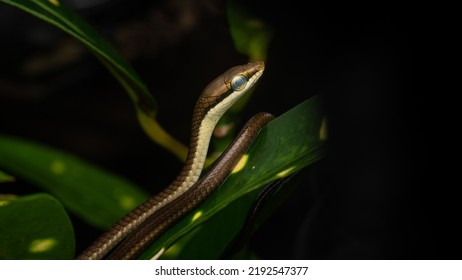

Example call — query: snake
[76,61,272,259]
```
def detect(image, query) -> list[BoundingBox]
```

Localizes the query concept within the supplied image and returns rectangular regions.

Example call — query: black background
[1,0,451,259]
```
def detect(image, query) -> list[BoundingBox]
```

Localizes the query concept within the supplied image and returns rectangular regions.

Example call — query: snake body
[107,112,274,259]
[77,61,268,259]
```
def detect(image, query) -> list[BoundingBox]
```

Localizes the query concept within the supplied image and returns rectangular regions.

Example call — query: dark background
[0,0,450,259]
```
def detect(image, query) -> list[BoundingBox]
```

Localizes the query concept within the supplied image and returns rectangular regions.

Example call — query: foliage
[0,0,325,259]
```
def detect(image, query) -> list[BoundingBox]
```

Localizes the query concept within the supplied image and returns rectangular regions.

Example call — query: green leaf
[139,95,326,259]
[227,1,272,61]
[0,193,74,259]
[0,0,188,160]
[0,170,14,183]
[0,136,149,229]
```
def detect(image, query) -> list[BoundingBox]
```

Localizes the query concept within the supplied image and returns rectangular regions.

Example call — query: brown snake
[76,61,272,259]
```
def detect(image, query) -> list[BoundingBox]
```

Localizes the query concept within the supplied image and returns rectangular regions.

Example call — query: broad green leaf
[0,136,149,229]
[162,188,261,259]
[139,95,326,259]
[0,170,14,183]
[0,193,74,259]
[0,0,187,160]
[176,173,302,259]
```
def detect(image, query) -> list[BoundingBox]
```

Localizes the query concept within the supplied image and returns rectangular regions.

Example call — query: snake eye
[231,75,248,91]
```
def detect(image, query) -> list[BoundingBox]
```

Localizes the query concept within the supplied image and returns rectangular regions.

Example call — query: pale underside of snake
[76,61,273,260]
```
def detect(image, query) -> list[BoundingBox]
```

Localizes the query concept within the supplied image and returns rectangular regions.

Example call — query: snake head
[197,61,265,119]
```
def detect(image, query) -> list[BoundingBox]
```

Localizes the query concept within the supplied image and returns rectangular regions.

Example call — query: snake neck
[171,108,220,193]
